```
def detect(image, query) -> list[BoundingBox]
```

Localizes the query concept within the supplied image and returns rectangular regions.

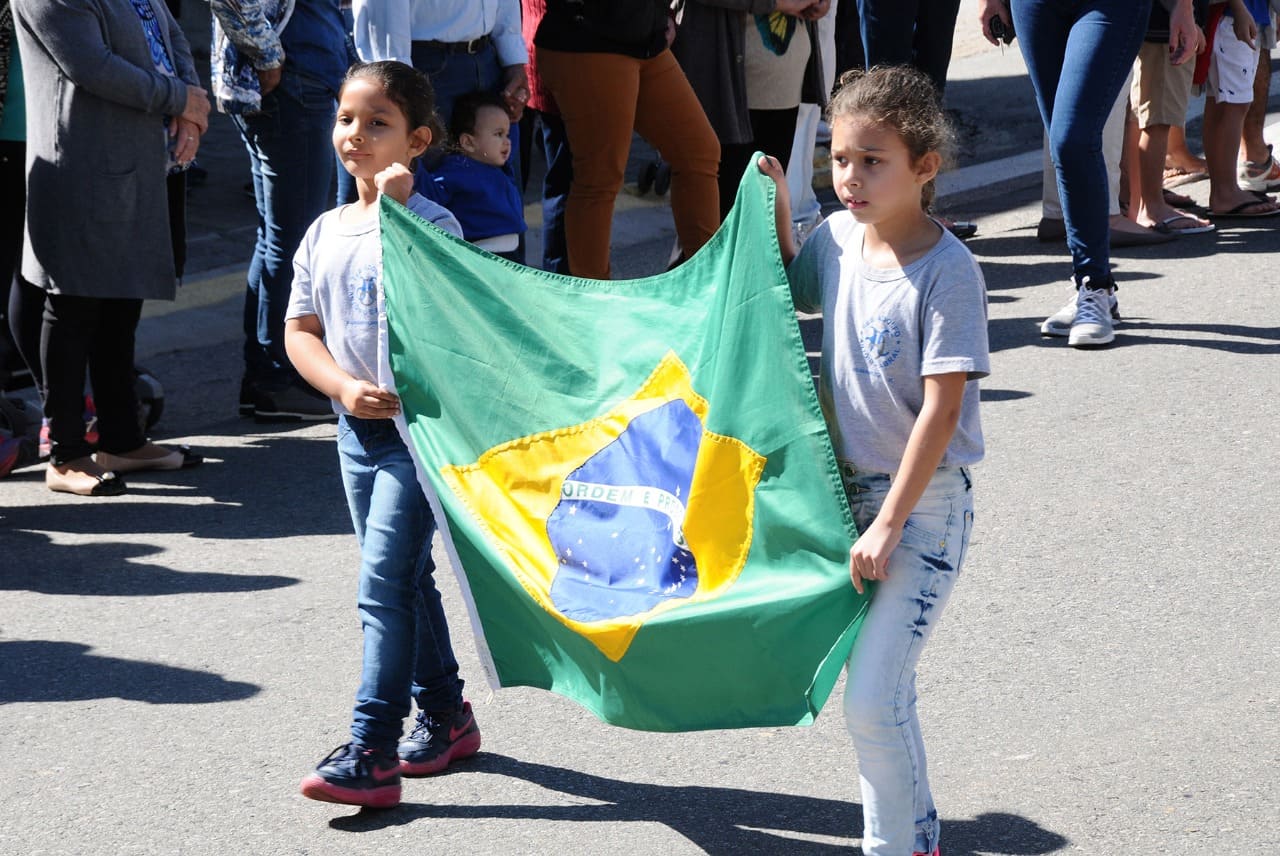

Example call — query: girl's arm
[849,371,967,594]
[284,316,401,419]
[757,154,798,264]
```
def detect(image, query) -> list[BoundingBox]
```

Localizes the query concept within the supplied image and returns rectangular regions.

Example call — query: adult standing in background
[1,0,37,388]
[210,0,349,421]
[979,0,1198,348]
[674,0,827,223]
[13,0,209,495]
[520,0,572,274]
[856,0,961,95]
[351,0,528,176]
[536,0,720,279]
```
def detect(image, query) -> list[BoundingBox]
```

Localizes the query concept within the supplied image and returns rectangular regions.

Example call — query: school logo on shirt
[440,352,766,661]
[348,264,379,326]
[860,317,903,371]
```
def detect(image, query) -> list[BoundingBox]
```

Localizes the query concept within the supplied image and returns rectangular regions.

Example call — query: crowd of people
[1,0,1276,853]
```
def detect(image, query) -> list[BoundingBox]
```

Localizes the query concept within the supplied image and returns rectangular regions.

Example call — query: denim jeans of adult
[231,70,337,389]
[337,415,464,753]
[1012,0,1150,284]
[856,0,963,94]
[536,111,571,274]
[841,466,974,856]
[334,5,359,207]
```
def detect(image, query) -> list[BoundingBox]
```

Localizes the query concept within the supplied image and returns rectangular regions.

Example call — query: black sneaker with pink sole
[299,743,401,808]
[398,700,482,777]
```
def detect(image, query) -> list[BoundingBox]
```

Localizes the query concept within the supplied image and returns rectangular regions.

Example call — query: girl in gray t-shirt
[284,61,479,811]
[760,65,989,856]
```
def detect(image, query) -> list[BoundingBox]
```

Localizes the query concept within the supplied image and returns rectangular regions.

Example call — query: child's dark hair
[448,90,510,148]
[341,60,443,143]
[825,65,955,209]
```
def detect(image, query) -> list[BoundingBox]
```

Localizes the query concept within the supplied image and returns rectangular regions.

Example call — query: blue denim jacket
[211,0,347,114]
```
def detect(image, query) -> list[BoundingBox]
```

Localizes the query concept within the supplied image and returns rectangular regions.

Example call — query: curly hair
[825,65,955,209]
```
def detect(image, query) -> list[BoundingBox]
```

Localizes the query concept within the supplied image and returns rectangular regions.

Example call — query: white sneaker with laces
[1040,287,1120,337]
[1068,286,1116,347]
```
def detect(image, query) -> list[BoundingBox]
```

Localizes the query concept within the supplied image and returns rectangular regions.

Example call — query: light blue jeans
[841,465,974,856]
[337,416,464,752]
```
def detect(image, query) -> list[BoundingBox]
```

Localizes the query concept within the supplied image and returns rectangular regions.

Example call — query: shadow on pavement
[1109,320,1280,354]
[1,435,349,541]
[0,640,259,704]
[325,754,1069,856]
[0,529,297,596]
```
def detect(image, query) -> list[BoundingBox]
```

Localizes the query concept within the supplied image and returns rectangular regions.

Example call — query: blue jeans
[337,416,464,752]
[1013,0,1151,284]
[334,6,360,207]
[231,70,338,387]
[841,466,974,856]
[856,0,963,94]
[536,111,571,275]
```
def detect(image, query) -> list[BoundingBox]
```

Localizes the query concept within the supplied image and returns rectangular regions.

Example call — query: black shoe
[299,743,401,808]
[252,382,335,423]
[398,701,482,776]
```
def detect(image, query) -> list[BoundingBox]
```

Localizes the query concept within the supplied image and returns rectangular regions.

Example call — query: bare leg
[1133,124,1211,229]
[1241,51,1272,166]
[1121,108,1139,219]
[1205,97,1279,214]
[1167,124,1207,174]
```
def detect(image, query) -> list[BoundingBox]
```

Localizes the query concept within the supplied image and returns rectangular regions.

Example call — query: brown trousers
[536,47,721,279]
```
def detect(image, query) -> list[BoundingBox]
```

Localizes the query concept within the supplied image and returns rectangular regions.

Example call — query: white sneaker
[1040,287,1119,337]
[1068,286,1116,347]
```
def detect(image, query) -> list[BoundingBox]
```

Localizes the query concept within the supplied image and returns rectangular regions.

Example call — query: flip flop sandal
[1208,200,1280,219]
[1162,188,1198,208]
[1151,215,1215,235]
[1163,167,1208,188]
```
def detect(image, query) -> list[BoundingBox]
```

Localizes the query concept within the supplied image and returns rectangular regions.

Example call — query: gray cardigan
[673,1,825,145]
[13,0,198,300]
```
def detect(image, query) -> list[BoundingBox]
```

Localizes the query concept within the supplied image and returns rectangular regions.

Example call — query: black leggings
[41,293,145,464]
[717,106,800,222]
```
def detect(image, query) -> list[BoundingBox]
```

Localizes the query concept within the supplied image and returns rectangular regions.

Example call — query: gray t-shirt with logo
[787,212,990,475]
[286,194,463,416]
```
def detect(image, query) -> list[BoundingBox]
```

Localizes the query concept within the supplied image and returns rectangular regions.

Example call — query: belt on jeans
[413,34,492,54]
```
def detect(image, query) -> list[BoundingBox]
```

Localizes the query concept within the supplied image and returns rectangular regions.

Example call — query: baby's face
[463,105,512,168]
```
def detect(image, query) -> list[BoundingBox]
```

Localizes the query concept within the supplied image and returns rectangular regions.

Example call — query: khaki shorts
[1131,41,1194,127]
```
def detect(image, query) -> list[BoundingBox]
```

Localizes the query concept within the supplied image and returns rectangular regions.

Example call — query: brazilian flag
[381,165,867,732]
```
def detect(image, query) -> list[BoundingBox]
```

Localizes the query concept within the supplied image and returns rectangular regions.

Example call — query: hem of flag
[394,414,505,695]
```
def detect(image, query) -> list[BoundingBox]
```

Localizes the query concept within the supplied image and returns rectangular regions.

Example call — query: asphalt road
[2,8,1279,855]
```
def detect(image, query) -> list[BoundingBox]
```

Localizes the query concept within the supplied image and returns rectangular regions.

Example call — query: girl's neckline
[858,217,945,273]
